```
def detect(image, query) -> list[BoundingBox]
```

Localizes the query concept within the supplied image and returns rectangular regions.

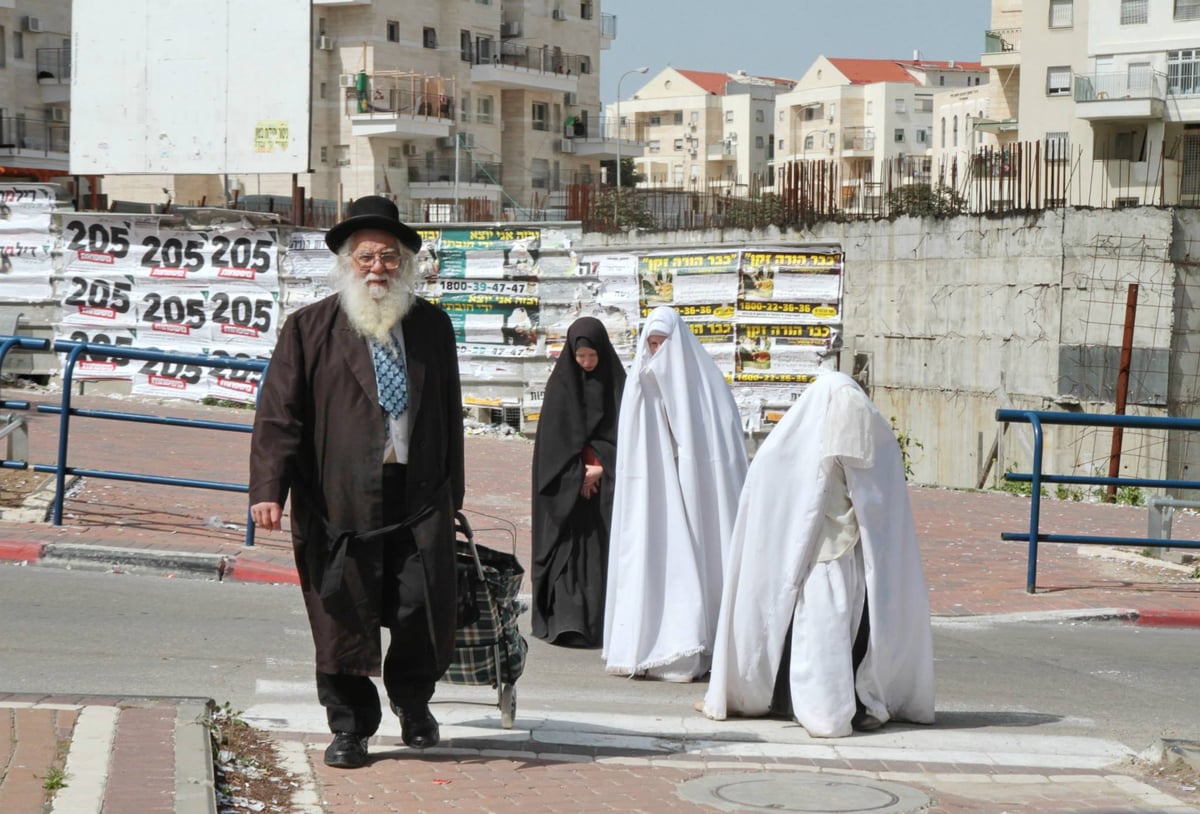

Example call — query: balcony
[408,159,503,197]
[560,112,642,158]
[469,43,583,93]
[0,117,69,172]
[842,128,876,154]
[36,48,70,104]
[346,72,456,139]
[599,13,616,49]
[1074,71,1167,121]
[981,28,1020,69]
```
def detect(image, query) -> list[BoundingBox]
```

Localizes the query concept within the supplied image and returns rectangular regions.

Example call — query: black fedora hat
[325,195,422,254]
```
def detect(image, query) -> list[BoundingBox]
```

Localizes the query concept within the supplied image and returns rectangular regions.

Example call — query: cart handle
[455,510,474,541]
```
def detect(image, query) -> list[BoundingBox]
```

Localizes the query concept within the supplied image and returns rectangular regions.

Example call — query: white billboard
[70,0,311,175]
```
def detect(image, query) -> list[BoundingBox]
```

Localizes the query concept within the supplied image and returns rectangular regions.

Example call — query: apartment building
[607,68,795,193]
[0,2,71,185]
[100,0,617,221]
[771,56,987,210]
[957,0,1200,209]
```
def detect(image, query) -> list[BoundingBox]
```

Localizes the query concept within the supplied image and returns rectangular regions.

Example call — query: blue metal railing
[996,408,1200,592]
[0,336,268,546]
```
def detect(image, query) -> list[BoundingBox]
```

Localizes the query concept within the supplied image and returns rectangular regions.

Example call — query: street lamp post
[614,66,648,226]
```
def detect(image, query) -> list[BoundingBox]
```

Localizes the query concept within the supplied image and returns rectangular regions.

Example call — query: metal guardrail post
[52,343,86,526]
[1,414,28,461]
[1026,413,1044,594]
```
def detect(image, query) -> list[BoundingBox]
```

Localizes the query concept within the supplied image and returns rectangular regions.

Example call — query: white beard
[332,257,418,344]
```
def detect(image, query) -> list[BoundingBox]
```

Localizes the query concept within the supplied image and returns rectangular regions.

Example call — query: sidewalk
[2,393,1200,812]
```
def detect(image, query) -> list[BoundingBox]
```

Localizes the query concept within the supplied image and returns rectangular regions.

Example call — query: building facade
[100,0,618,221]
[771,56,987,210]
[608,68,795,194]
[0,1,71,186]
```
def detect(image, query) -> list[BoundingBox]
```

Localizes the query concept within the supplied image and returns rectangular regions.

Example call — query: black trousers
[315,464,440,736]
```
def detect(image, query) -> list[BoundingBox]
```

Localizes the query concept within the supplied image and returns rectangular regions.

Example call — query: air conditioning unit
[403,143,419,157]
[564,91,578,106]
[558,139,576,154]
[317,35,334,51]
[552,8,567,20]
[23,16,42,32]
[51,108,67,123]
[339,74,357,89]
[500,20,522,36]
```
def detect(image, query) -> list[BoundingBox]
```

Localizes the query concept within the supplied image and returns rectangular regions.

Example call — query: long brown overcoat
[249,293,464,676]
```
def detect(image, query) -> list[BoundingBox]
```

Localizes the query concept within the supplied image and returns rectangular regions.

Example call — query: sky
[599,0,992,103]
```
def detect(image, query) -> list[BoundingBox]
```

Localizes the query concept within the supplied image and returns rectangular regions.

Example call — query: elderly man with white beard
[250,196,464,769]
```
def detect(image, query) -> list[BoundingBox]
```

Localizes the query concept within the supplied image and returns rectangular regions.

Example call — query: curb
[224,557,300,585]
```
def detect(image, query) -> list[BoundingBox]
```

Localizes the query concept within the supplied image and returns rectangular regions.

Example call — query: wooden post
[1106,283,1138,500]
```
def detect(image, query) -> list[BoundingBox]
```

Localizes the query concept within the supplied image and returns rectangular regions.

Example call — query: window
[755,135,764,148]
[866,101,873,115]
[915,97,933,113]
[388,146,403,168]
[1177,0,1200,21]
[13,31,22,60]
[895,98,906,114]
[648,140,661,153]
[829,103,836,118]
[333,144,350,166]
[319,81,327,99]
[938,75,945,86]
[804,134,815,149]
[1168,49,1200,95]
[1129,62,1153,94]
[1050,0,1074,27]
[581,2,594,20]
[940,117,946,147]
[755,109,765,123]
[1121,0,1148,24]
[916,128,929,144]
[423,27,437,48]
[691,111,700,123]
[477,95,493,123]
[648,115,661,126]
[387,20,400,42]
[461,92,471,122]
[725,111,734,122]
[778,138,784,150]
[531,158,550,189]
[952,116,958,147]
[1046,66,1072,96]
[460,30,472,61]
[578,57,591,74]
[0,26,6,67]
[1046,131,1070,162]
[531,102,549,131]
[1113,130,1140,160]
[320,146,328,164]
[318,17,326,35]
[674,112,683,125]
[673,138,684,151]
[894,128,905,143]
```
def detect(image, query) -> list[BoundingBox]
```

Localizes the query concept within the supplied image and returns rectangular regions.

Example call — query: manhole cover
[678,772,931,813]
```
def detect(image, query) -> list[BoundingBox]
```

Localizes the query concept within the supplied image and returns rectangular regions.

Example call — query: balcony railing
[0,116,68,154]
[842,128,876,151]
[600,13,617,39]
[984,28,1021,55]
[1074,70,1167,103]
[36,47,70,81]
[408,159,502,186]
[347,73,456,120]
[469,42,590,76]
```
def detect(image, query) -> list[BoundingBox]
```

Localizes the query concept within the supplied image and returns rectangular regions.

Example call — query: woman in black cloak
[531,317,626,647]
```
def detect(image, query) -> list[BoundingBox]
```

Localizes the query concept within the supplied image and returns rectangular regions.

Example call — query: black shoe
[324,732,369,768]
[394,702,440,749]
[851,710,884,732]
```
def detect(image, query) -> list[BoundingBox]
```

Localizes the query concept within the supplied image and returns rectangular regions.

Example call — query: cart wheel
[500,683,516,729]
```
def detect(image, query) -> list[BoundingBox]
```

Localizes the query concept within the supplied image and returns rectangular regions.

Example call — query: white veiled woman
[603,306,748,681]
[703,371,935,737]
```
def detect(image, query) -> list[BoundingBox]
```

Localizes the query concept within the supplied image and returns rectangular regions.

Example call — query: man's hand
[251,501,284,531]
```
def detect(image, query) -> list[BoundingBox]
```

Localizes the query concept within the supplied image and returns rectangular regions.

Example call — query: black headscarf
[534,318,625,496]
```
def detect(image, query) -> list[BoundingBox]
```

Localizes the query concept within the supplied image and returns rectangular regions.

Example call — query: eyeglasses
[353,251,403,271]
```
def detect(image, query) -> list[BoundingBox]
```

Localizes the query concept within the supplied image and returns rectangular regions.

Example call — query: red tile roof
[676,69,734,95]
[827,58,986,85]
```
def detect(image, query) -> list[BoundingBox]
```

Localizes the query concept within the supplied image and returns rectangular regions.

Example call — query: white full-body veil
[603,307,748,679]
[704,371,934,735]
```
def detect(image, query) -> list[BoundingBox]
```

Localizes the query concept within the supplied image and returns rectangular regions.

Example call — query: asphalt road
[2,565,1197,754]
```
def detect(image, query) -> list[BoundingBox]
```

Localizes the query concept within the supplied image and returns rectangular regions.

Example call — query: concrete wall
[581,207,1196,491]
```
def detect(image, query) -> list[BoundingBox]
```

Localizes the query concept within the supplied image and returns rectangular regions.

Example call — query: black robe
[530,317,626,647]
